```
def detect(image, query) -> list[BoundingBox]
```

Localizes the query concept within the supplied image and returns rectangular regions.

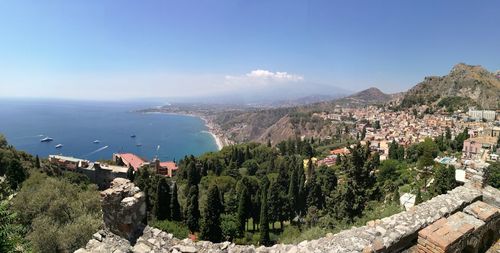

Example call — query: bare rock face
[100,178,146,241]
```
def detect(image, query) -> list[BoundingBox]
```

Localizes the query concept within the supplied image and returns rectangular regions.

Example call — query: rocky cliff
[400,63,500,109]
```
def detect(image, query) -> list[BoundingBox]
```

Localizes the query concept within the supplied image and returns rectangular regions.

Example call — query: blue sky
[0,0,499,99]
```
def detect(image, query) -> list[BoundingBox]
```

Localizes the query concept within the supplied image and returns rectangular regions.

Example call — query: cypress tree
[186,185,200,233]
[35,155,41,168]
[187,161,200,187]
[153,177,171,221]
[200,185,223,242]
[237,184,250,234]
[170,182,182,221]
[288,167,299,220]
[415,187,422,205]
[259,180,270,246]
[127,166,135,181]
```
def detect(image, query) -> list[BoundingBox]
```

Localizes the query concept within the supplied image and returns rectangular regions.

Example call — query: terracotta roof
[160,161,178,171]
[118,153,145,171]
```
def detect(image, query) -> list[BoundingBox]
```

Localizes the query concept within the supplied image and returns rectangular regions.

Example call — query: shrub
[151,220,189,239]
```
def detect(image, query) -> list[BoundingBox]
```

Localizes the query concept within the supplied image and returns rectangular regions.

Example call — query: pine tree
[200,185,223,242]
[170,182,182,221]
[153,178,171,221]
[186,185,200,233]
[259,179,270,246]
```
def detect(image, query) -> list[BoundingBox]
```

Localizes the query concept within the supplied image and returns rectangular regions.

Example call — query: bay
[0,99,218,162]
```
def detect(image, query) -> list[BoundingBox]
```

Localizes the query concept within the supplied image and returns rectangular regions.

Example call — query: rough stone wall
[100,178,146,241]
[76,178,494,253]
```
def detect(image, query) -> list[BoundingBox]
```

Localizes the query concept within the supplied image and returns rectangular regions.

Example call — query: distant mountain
[343,87,393,104]
[400,63,500,109]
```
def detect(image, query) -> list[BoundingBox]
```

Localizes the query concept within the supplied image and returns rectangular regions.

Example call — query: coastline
[143,111,230,151]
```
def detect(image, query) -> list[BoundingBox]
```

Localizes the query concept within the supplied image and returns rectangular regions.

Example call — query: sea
[0,99,219,162]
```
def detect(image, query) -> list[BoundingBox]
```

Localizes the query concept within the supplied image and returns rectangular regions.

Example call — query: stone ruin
[76,168,499,253]
[100,178,146,241]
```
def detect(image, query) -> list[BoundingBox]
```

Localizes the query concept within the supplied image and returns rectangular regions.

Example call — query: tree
[6,158,27,190]
[200,185,223,242]
[361,125,367,140]
[485,162,500,189]
[0,201,20,253]
[430,165,458,196]
[186,185,200,233]
[236,183,251,234]
[170,182,182,221]
[126,166,135,181]
[288,167,299,220]
[35,155,41,168]
[414,187,422,205]
[153,178,171,221]
[187,162,200,187]
[259,179,270,246]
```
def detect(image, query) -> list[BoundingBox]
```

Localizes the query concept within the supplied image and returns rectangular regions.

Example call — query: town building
[113,153,146,171]
[468,109,496,121]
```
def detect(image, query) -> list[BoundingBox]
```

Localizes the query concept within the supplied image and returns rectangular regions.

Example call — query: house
[330,147,350,156]
[462,139,482,159]
[153,159,178,177]
[49,155,90,170]
[113,153,146,171]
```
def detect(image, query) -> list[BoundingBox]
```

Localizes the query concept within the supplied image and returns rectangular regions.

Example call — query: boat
[93,140,100,144]
[40,137,53,142]
[130,134,136,138]
[55,144,63,148]
[136,143,142,147]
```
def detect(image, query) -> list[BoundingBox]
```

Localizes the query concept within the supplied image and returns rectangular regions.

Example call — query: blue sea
[0,99,218,162]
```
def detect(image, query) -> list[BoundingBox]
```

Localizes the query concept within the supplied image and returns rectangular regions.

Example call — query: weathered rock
[101,178,146,241]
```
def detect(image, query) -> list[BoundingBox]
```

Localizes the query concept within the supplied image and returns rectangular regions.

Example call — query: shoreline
[144,111,229,151]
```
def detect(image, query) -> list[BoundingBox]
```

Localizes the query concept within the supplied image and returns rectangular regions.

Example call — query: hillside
[215,87,392,144]
[400,63,500,109]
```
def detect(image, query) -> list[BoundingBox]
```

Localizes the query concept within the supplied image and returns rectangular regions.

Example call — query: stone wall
[100,178,146,241]
[417,201,499,253]
[75,178,500,253]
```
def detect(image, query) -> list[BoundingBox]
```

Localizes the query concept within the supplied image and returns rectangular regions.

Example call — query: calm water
[0,99,218,161]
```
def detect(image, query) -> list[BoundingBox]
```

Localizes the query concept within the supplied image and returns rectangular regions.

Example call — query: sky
[0,0,499,100]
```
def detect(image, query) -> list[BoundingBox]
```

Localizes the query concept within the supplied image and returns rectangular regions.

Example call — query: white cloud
[224,69,304,89]
[0,69,305,100]
[244,69,303,81]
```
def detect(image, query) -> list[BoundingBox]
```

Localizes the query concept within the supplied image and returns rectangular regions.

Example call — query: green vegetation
[0,134,102,252]
[485,162,500,189]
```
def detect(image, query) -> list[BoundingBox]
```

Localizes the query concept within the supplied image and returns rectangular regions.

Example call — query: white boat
[136,143,142,147]
[55,144,63,148]
[40,137,53,142]
[93,140,100,144]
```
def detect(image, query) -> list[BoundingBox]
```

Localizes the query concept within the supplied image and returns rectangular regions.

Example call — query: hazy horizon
[1,0,499,101]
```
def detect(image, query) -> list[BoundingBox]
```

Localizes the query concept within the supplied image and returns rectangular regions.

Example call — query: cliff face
[401,63,500,109]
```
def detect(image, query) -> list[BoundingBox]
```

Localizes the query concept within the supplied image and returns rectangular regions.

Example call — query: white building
[468,109,496,121]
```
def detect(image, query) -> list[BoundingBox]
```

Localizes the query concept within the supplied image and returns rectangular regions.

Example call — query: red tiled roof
[160,161,178,171]
[330,148,350,155]
[118,153,145,171]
